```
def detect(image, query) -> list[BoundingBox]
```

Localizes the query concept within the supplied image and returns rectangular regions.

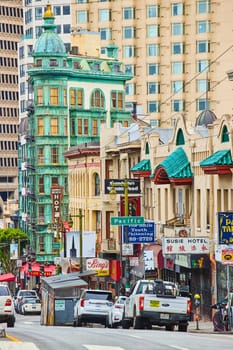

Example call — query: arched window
[91,89,105,108]
[94,173,100,196]
[221,125,229,143]
[176,128,185,145]
[145,142,150,155]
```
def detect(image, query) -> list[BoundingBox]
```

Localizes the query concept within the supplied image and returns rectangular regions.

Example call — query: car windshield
[20,291,37,297]
[84,291,113,301]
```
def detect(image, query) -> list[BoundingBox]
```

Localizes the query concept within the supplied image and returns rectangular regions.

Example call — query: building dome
[34,4,66,55]
[195,110,217,127]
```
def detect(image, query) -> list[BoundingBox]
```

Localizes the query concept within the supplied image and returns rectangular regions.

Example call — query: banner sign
[105,179,140,194]
[218,212,233,245]
[86,258,109,276]
[162,237,210,255]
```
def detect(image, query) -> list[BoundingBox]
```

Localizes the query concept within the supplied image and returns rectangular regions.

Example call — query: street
[3,314,233,350]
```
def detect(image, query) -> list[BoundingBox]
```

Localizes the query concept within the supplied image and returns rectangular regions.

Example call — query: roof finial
[44,3,54,18]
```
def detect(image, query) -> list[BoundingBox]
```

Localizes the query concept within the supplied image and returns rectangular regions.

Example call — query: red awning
[20,262,56,277]
[0,273,16,282]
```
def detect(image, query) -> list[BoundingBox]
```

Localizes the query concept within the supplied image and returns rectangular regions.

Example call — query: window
[172,80,184,93]
[197,79,209,92]
[147,82,160,94]
[125,64,135,75]
[111,91,123,109]
[35,26,42,38]
[172,42,184,54]
[197,1,210,14]
[100,28,112,40]
[123,45,136,58]
[125,83,135,96]
[172,3,183,16]
[123,7,135,20]
[77,10,88,23]
[77,0,87,3]
[50,88,58,105]
[39,236,45,252]
[78,119,82,135]
[172,61,184,74]
[172,23,184,35]
[64,118,68,135]
[147,5,159,18]
[92,120,98,136]
[197,98,208,111]
[50,118,58,135]
[197,59,209,73]
[148,101,160,113]
[63,6,70,15]
[51,147,59,164]
[173,99,184,112]
[147,24,159,37]
[38,118,43,135]
[38,146,44,165]
[38,176,44,193]
[37,88,43,105]
[147,44,160,56]
[94,173,100,196]
[52,177,59,185]
[197,20,210,33]
[54,6,61,16]
[38,206,45,224]
[84,119,88,135]
[64,89,67,106]
[35,7,42,20]
[197,40,210,53]
[123,26,135,39]
[148,63,160,75]
[63,24,70,34]
[99,9,111,21]
[91,89,105,108]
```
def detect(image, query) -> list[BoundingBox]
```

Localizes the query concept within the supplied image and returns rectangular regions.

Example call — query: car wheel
[7,318,15,328]
[178,323,188,332]
[133,308,143,329]
[165,324,175,331]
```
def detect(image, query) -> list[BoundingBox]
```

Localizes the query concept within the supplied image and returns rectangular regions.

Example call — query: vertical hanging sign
[50,184,63,224]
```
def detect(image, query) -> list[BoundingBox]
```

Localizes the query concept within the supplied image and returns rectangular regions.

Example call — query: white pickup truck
[122,279,191,332]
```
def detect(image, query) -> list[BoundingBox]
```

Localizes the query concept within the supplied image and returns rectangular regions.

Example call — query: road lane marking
[6,334,22,342]
[0,341,39,349]
[84,346,124,350]
[170,346,189,350]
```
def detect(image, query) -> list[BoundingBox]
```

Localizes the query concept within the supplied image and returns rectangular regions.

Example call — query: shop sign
[218,212,233,245]
[162,237,210,255]
[86,258,109,276]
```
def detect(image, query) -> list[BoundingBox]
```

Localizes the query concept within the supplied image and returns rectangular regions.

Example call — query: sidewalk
[188,320,233,334]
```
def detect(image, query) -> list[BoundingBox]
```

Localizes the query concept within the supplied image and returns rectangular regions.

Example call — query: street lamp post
[110,177,130,293]
[68,208,84,273]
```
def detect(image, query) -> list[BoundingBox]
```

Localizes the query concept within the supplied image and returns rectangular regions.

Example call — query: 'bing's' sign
[218,212,233,245]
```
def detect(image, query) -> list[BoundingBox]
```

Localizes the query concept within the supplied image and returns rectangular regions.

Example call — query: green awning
[130,159,151,172]
[200,149,233,174]
[200,149,233,167]
[151,148,193,185]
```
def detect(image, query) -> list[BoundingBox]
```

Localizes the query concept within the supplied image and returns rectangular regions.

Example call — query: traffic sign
[111,216,144,226]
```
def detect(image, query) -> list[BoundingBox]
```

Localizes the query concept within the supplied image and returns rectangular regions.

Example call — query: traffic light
[40,265,44,276]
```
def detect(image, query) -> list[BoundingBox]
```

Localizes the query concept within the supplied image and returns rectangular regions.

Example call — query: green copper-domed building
[18,4,132,269]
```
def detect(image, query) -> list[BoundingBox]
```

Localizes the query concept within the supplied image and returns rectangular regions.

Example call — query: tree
[0,228,29,275]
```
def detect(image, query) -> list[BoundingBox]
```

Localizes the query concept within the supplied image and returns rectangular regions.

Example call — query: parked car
[111,296,127,328]
[0,283,15,327]
[20,297,41,315]
[73,289,114,327]
[15,289,38,313]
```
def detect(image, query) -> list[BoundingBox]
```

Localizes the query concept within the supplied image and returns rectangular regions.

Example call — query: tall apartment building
[0,1,23,224]
[71,0,233,126]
